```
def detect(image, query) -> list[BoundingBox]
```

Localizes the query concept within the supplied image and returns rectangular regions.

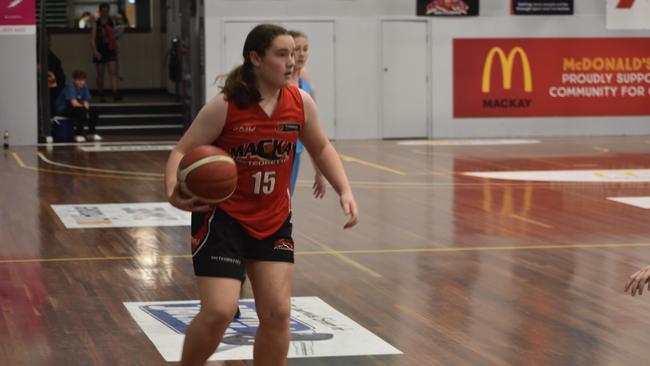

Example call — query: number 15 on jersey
[252,171,276,195]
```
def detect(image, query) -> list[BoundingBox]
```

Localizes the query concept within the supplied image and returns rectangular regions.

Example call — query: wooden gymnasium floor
[2,136,650,365]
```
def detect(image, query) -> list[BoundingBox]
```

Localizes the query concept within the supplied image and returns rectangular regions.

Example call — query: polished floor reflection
[2,136,650,365]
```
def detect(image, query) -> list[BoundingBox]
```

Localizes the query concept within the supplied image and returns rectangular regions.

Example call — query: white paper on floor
[51,202,191,229]
[124,297,402,362]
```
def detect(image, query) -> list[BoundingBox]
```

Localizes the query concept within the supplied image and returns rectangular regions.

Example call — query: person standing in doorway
[91,2,121,102]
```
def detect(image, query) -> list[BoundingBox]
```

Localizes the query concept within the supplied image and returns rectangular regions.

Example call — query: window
[38,0,152,30]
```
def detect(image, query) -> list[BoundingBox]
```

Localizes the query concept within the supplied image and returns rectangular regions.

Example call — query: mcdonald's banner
[454,38,650,118]
[511,0,573,15]
[607,0,650,30]
[416,0,479,16]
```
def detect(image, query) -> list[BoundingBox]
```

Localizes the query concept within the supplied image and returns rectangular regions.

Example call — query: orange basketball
[177,145,238,203]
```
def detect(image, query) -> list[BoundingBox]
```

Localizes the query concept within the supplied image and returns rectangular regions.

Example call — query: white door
[224,22,257,76]
[381,21,429,139]
[224,21,336,139]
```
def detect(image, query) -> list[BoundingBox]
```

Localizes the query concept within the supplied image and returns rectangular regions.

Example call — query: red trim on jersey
[216,85,305,239]
[191,210,213,254]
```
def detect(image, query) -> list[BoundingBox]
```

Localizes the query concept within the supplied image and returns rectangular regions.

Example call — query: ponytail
[221,61,260,109]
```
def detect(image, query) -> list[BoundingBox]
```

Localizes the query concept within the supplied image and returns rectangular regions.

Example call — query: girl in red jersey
[164,24,358,366]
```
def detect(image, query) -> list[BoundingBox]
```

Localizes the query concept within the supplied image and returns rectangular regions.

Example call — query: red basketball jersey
[216,85,304,239]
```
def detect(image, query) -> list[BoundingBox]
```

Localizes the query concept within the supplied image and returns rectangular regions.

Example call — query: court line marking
[36,140,179,147]
[295,231,383,278]
[9,153,466,187]
[36,151,404,179]
[16,153,650,189]
[407,171,449,176]
[12,152,162,181]
[37,153,164,177]
[338,154,407,176]
[19,151,418,185]
[9,153,500,187]
[509,214,553,229]
[3,242,650,265]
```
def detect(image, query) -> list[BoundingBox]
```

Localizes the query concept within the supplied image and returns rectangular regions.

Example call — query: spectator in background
[54,70,101,142]
[78,11,93,29]
[91,2,121,102]
[46,33,66,114]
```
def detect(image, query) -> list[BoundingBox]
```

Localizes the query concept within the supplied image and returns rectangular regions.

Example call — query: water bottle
[3,130,8,150]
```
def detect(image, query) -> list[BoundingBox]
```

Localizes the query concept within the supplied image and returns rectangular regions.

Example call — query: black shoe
[99,93,106,103]
[113,93,123,102]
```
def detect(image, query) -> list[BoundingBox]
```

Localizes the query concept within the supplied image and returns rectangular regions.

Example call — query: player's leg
[247,260,294,366]
[107,60,121,101]
[181,209,246,365]
[180,277,240,366]
[95,62,105,101]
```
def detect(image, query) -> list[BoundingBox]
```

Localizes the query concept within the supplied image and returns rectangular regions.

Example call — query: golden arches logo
[481,47,533,93]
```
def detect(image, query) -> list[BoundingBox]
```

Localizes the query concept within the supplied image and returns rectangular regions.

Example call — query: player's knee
[257,305,291,330]
[198,305,236,330]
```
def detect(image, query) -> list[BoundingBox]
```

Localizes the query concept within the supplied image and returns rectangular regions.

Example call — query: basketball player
[164,24,359,366]
[288,30,326,198]
[625,264,650,296]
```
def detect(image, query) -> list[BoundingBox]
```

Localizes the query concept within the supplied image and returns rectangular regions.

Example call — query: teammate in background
[164,24,358,366]
[288,30,326,198]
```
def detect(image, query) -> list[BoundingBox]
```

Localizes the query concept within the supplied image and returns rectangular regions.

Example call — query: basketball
[177,145,238,203]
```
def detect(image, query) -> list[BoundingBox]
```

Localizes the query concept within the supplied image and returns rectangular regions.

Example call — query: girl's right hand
[94,51,102,60]
[339,191,359,229]
[312,172,327,199]
[168,185,212,212]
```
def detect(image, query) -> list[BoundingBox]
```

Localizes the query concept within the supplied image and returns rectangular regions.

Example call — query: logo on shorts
[210,256,242,265]
[273,238,294,251]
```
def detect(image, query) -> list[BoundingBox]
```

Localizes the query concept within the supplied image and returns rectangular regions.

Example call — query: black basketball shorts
[190,207,294,280]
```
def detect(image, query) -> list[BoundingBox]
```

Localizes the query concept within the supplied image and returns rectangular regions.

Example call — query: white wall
[205,0,650,140]
[0,34,37,145]
[206,0,413,17]
[205,0,410,140]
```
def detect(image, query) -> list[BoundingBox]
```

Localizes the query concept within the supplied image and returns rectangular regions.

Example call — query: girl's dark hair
[221,24,290,109]
[99,2,110,11]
